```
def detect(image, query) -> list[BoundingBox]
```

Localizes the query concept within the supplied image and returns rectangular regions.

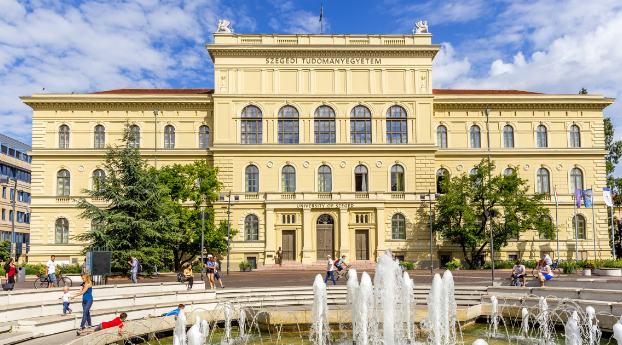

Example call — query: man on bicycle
[335,255,347,277]
[511,260,527,287]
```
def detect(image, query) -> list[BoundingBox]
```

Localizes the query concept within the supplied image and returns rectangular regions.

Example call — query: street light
[219,192,239,275]
[484,209,498,284]
[0,175,17,259]
[199,194,209,281]
[421,191,440,274]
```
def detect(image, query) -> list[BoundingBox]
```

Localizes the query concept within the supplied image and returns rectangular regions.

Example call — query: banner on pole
[582,189,593,208]
[603,187,614,207]
[575,188,582,208]
[554,186,558,207]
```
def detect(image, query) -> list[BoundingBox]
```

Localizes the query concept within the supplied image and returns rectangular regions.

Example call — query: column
[264,207,275,265]
[302,208,313,264]
[339,207,350,259]
[376,207,386,260]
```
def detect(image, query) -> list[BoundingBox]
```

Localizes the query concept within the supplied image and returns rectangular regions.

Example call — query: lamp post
[219,192,239,275]
[484,209,498,284]
[421,191,440,274]
[199,195,208,281]
[0,175,17,259]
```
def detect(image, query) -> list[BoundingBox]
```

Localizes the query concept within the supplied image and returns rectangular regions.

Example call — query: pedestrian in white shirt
[543,253,552,266]
[46,255,59,288]
[324,255,336,285]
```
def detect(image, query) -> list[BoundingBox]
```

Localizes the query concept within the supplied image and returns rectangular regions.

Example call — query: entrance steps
[255,260,377,271]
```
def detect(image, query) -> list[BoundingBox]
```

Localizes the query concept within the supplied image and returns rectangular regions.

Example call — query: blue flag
[582,189,593,208]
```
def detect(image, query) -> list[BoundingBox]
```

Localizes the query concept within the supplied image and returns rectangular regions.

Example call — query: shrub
[400,261,414,271]
[239,261,249,270]
[445,260,462,270]
[559,260,578,274]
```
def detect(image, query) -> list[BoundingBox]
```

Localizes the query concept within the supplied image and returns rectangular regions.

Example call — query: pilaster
[339,207,349,258]
[302,208,313,264]
[264,207,275,265]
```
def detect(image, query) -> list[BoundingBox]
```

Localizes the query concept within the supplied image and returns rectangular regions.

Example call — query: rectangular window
[9,210,13,222]
[1,209,4,221]
[2,187,5,198]
[9,189,14,200]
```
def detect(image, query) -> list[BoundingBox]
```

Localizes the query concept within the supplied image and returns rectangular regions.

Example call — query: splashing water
[239,308,246,339]
[173,309,187,345]
[613,316,622,344]
[346,268,359,343]
[490,296,499,336]
[357,272,373,345]
[187,316,203,345]
[403,271,416,342]
[442,270,458,343]
[421,273,444,345]
[223,303,232,343]
[565,316,581,345]
[521,307,529,338]
[310,274,329,345]
[472,339,488,345]
[537,296,551,343]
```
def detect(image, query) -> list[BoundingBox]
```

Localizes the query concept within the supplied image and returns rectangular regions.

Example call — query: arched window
[470,168,479,175]
[55,218,69,244]
[241,106,263,144]
[57,170,70,196]
[245,165,259,192]
[571,168,583,190]
[278,106,299,144]
[93,169,106,191]
[244,215,259,241]
[199,126,209,148]
[318,165,332,192]
[436,168,449,194]
[470,125,481,148]
[59,125,70,148]
[282,165,296,192]
[350,105,371,143]
[537,125,547,148]
[503,125,514,148]
[537,168,550,194]
[504,168,515,176]
[94,125,105,148]
[391,214,406,240]
[391,165,404,192]
[164,125,175,148]
[386,106,407,143]
[354,165,368,192]
[573,215,586,240]
[130,125,140,148]
[314,106,336,144]
[570,125,581,148]
[437,125,447,148]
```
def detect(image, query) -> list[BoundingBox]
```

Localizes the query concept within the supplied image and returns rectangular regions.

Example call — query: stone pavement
[8,269,513,291]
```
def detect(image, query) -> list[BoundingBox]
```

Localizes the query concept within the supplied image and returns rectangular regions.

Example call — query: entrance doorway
[282,230,296,261]
[355,230,369,260]
[316,214,334,260]
[440,253,451,268]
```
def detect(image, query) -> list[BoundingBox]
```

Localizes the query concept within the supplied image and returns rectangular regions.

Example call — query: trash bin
[16,267,26,282]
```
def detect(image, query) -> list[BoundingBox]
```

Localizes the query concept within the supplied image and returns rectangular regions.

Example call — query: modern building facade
[21,32,614,267]
[0,133,32,262]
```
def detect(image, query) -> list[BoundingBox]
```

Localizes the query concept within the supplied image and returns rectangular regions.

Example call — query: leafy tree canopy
[435,158,554,269]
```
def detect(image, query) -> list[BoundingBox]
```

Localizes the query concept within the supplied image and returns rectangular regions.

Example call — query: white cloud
[391,0,488,29]
[0,0,254,142]
[266,1,325,34]
[432,43,471,88]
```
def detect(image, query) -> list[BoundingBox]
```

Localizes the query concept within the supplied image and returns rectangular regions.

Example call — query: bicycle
[531,259,562,278]
[335,265,351,281]
[34,270,73,289]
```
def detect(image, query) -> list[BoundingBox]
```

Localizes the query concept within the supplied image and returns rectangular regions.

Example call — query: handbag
[2,282,14,291]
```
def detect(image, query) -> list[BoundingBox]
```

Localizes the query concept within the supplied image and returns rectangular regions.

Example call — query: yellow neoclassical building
[21,32,615,268]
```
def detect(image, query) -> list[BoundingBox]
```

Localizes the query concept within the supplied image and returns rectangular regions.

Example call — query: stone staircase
[255,260,377,271]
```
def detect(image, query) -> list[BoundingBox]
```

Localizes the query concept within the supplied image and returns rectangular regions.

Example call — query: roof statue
[413,21,429,34]
[216,19,234,33]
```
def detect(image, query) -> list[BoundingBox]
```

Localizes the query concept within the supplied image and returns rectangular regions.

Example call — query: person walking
[276,247,283,267]
[128,255,138,284]
[81,259,87,275]
[3,258,19,289]
[212,256,225,289]
[324,255,336,285]
[184,264,194,291]
[71,274,94,331]
[46,255,59,288]
[206,254,215,289]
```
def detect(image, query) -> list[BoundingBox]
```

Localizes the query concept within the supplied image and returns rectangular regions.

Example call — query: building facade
[0,133,32,262]
[22,33,614,267]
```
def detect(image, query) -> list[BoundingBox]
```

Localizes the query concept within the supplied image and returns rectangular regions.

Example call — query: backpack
[137,260,143,273]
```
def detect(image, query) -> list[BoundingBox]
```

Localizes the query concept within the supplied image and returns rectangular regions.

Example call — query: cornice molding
[23,101,214,110]
[434,102,612,110]
[209,48,439,59]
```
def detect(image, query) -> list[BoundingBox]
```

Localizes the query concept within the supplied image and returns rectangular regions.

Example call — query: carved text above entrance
[297,203,354,209]
[265,57,382,65]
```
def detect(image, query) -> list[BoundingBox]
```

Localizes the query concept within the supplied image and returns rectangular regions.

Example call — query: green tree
[435,158,554,269]
[0,240,10,262]
[74,122,177,255]
[158,160,235,270]
[579,87,588,94]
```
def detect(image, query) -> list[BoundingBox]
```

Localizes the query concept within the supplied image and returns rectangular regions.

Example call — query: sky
[1,0,622,173]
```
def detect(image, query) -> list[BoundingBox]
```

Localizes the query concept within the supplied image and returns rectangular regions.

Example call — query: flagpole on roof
[320,4,323,34]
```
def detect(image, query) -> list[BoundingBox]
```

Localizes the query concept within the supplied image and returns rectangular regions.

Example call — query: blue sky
[1,0,622,172]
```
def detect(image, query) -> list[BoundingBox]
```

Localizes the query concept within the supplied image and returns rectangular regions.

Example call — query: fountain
[614,317,622,344]
[565,316,581,345]
[187,316,203,345]
[357,272,373,345]
[489,296,499,336]
[346,269,359,342]
[520,307,529,338]
[223,303,232,343]
[173,309,187,345]
[310,274,329,345]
